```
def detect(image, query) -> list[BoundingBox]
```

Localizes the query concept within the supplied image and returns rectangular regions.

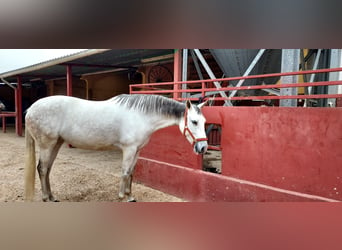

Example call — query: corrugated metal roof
[210,49,281,85]
[0,49,174,83]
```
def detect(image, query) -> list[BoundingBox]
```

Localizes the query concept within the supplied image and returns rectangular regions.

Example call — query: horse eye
[191,120,198,126]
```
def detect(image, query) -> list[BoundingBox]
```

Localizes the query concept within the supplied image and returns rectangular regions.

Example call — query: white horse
[24,94,208,202]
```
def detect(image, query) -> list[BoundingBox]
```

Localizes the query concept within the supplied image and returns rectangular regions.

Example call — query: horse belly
[60,126,121,150]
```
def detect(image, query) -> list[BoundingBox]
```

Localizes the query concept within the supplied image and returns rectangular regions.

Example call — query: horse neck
[149,114,182,132]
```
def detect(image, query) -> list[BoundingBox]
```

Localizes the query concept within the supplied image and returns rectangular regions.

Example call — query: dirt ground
[0,127,183,202]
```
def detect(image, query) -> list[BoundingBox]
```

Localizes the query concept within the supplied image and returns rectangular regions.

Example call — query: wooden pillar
[16,76,23,136]
[173,49,182,100]
[47,80,54,96]
[66,65,73,96]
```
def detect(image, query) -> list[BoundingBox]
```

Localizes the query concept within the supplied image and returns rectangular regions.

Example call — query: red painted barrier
[134,107,342,201]
[139,126,202,170]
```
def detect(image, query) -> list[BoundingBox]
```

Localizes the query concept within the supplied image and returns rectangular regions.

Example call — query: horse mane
[112,94,186,118]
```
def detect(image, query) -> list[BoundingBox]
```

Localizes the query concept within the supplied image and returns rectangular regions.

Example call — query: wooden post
[173,49,182,100]
[66,65,73,96]
[16,76,23,136]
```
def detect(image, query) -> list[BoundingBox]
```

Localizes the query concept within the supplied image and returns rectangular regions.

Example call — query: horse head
[179,100,208,154]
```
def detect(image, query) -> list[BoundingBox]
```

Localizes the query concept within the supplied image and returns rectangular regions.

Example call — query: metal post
[309,49,322,84]
[173,49,182,100]
[228,49,266,99]
[190,49,204,80]
[193,49,230,106]
[16,76,23,136]
[66,64,73,96]
[328,49,342,107]
[182,49,188,99]
[280,49,300,107]
[304,49,321,107]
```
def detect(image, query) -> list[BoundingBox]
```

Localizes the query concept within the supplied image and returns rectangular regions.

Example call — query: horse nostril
[195,142,208,154]
[198,145,207,154]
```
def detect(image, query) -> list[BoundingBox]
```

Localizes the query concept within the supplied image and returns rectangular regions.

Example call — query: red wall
[135,107,342,201]
[139,126,202,170]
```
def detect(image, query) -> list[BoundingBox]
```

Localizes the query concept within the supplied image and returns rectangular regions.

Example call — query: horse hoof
[43,197,59,202]
[49,196,59,202]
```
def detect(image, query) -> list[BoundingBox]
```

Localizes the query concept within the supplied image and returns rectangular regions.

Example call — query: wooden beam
[173,49,182,100]
[66,65,73,96]
[16,76,23,136]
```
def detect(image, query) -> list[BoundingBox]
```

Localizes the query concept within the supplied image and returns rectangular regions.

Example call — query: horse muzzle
[194,140,208,155]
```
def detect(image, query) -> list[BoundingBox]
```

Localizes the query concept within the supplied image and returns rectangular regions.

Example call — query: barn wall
[46,71,131,100]
[47,77,86,98]
[135,107,342,201]
[82,72,130,100]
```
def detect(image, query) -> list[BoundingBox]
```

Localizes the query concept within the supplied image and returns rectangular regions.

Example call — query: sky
[0,49,87,74]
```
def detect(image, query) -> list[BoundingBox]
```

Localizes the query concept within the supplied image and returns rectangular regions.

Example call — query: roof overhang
[0,49,175,83]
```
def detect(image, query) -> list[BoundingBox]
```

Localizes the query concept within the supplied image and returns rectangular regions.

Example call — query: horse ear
[197,100,208,109]
[186,100,192,109]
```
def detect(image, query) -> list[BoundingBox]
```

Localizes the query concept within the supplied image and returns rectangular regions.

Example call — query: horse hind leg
[37,137,64,202]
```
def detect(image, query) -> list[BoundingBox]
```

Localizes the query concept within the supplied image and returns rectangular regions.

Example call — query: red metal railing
[130,67,342,103]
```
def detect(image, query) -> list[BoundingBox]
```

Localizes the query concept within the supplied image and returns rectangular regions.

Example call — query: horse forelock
[113,94,185,118]
[192,105,201,114]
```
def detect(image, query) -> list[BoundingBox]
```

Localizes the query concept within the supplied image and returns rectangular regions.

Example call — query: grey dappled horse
[25,94,208,202]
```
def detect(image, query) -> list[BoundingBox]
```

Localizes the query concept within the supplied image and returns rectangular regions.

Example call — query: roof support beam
[173,49,182,100]
[66,65,73,96]
[60,62,137,70]
[15,76,23,136]
[193,49,231,106]
[228,49,266,100]
[304,49,322,107]
[0,77,16,90]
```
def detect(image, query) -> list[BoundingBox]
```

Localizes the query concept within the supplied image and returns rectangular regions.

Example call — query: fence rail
[130,67,342,104]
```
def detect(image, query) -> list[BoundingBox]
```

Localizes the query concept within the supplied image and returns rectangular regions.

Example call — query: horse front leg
[119,146,140,202]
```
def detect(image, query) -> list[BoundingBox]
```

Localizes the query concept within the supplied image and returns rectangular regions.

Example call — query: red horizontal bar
[208,145,222,151]
[0,112,16,117]
[131,87,342,101]
[131,81,342,94]
[131,67,342,88]
[176,94,342,101]
[130,67,342,102]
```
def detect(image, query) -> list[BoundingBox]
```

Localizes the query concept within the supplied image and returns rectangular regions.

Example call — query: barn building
[1,49,341,201]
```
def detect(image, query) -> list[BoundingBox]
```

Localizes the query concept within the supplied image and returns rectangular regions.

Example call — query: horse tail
[24,127,36,201]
